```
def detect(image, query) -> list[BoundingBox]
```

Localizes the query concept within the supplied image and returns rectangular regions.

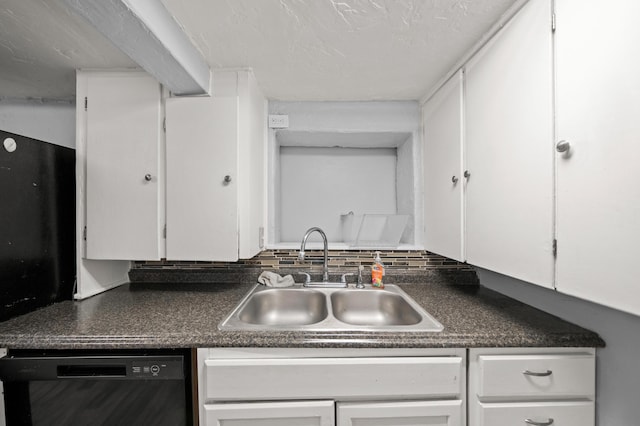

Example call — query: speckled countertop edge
[0,278,605,350]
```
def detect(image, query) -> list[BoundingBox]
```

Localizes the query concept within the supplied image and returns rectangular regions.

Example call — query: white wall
[477,268,640,426]
[0,98,75,148]
[280,146,397,243]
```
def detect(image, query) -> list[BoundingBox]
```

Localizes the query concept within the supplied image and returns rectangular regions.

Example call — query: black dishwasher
[0,349,193,426]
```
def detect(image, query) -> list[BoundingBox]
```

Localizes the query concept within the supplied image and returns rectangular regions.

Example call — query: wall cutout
[280,146,398,243]
[268,101,422,249]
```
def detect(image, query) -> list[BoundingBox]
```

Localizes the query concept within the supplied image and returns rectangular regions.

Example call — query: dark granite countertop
[0,280,605,349]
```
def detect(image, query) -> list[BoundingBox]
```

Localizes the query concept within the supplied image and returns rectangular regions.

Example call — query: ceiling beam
[64,0,210,95]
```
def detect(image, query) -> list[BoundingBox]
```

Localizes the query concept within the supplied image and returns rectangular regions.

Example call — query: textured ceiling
[161,0,518,100]
[0,0,517,101]
[0,0,135,101]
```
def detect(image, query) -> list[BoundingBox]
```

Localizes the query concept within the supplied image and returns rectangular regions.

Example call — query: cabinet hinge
[552,12,556,32]
[552,239,557,258]
[163,224,167,239]
[84,97,88,111]
[83,226,87,241]
[163,117,166,132]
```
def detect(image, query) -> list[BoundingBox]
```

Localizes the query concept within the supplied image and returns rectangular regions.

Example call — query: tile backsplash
[132,249,471,272]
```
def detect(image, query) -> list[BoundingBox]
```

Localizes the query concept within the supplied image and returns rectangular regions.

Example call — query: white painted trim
[63,0,210,95]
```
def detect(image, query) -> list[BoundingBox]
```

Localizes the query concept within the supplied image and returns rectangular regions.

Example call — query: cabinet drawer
[477,401,594,426]
[203,357,463,401]
[477,354,594,399]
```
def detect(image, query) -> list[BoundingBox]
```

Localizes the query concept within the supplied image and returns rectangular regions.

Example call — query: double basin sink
[219,284,443,332]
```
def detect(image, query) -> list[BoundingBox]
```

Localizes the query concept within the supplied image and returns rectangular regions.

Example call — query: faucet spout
[299,227,329,282]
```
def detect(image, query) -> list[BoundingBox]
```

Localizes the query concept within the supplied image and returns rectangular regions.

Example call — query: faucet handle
[356,265,365,289]
[340,272,355,283]
[297,272,311,284]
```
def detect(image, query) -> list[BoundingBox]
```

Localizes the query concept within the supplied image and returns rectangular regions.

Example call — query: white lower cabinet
[468,348,596,426]
[199,347,596,426]
[198,348,466,426]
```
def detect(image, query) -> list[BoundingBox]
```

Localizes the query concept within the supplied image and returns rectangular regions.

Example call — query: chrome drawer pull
[523,369,553,377]
[525,418,554,426]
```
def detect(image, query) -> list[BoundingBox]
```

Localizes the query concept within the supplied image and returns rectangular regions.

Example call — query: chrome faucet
[298,227,330,283]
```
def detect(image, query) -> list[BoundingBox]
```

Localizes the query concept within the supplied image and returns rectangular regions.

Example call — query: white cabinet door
[555,0,640,315]
[423,70,464,262]
[204,401,334,426]
[85,72,162,260]
[465,0,554,288]
[165,96,239,261]
[337,400,463,426]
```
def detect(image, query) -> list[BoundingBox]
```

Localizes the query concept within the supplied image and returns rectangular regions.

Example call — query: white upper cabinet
[165,96,239,261]
[555,0,640,314]
[423,70,464,262]
[80,69,266,262]
[464,0,555,288]
[84,71,163,260]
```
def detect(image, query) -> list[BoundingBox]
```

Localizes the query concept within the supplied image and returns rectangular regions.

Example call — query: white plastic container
[340,213,409,248]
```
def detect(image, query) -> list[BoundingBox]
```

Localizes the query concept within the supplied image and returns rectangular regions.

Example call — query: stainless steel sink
[237,289,328,326]
[330,290,422,326]
[219,284,443,332]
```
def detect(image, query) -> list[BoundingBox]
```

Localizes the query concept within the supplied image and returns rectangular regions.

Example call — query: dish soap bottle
[371,251,385,288]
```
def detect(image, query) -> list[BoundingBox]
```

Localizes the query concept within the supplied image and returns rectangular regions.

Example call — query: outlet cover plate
[268,114,289,128]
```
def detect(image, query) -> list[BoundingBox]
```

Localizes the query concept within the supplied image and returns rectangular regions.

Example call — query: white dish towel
[257,271,295,288]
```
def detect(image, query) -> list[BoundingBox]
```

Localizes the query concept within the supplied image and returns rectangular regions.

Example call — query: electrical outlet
[268,114,289,128]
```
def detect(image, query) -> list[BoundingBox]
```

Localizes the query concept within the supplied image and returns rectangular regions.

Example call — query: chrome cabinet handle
[464,170,471,179]
[144,174,152,181]
[223,175,232,184]
[556,140,571,153]
[525,418,554,426]
[452,175,458,184]
[523,369,553,377]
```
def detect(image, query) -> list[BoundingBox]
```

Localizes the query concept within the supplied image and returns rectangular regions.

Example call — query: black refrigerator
[0,129,75,322]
